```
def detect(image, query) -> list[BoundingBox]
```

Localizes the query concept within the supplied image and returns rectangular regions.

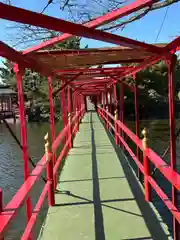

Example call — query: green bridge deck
[40,111,171,240]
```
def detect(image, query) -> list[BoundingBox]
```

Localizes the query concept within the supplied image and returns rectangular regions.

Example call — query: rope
[2,119,46,183]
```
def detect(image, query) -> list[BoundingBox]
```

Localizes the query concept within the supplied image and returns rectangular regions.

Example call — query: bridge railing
[97,105,180,224]
[0,107,85,240]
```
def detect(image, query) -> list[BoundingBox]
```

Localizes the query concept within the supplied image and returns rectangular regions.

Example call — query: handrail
[97,105,180,224]
[0,153,51,234]
[52,109,81,152]
[0,106,85,239]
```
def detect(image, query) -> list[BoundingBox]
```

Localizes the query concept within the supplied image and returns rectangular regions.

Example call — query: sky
[0,0,180,66]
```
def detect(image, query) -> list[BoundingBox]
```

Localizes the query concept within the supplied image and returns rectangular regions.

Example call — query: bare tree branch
[3,0,180,48]
[101,0,180,31]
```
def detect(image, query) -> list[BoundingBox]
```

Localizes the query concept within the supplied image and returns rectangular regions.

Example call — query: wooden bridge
[39,106,170,240]
[1,1,180,239]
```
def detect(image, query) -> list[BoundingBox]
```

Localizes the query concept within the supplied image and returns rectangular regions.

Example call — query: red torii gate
[0,1,180,240]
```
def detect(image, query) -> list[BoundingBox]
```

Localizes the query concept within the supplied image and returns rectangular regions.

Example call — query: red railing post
[84,96,87,112]
[61,87,68,146]
[48,76,57,188]
[113,83,118,144]
[109,89,112,114]
[119,82,124,148]
[134,78,142,182]
[44,133,55,206]
[103,92,105,110]
[114,109,118,145]
[167,55,179,240]
[142,128,151,202]
[76,108,79,132]
[106,106,109,129]
[105,91,108,109]
[14,64,32,239]
[68,85,73,149]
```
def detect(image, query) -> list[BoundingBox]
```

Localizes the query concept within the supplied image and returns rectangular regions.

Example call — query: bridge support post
[109,89,112,114]
[48,76,57,188]
[142,128,151,202]
[84,96,87,112]
[119,82,124,149]
[102,92,105,118]
[113,83,118,144]
[44,133,55,206]
[60,86,68,146]
[106,106,109,129]
[68,85,73,149]
[14,64,32,239]
[134,77,142,182]
[167,55,179,240]
[114,109,118,145]
[105,91,108,110]
[76,108,79,132]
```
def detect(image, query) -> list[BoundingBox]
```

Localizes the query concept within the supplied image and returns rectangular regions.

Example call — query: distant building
[0,85,17,122]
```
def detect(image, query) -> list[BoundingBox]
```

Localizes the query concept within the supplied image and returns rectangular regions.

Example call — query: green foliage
[0,61,16,88]
[0,37,81,121]
[136,59,180,99]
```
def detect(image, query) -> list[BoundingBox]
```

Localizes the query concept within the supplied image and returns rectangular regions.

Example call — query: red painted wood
[0,3,161,54]
[0,106,86,238]
[21,181,50,240]
[68,85,73,149]
[47,153,55,207]
[57,66,131,74]
[14,64,32,239]
[167,55,179,240]
[0,153,51,235]
[0,41,52,76]
[113,83,117,107]
[98,105,180,224]
[22,0,157,53]
[134,79,142,182]
[148,177,180,223]
[144,149,151,202]
[48,76,57,187]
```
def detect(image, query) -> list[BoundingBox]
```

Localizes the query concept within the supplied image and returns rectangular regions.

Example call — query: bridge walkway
[40,111,170,240]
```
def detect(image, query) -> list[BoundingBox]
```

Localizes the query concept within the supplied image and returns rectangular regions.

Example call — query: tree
[0,37,81,121]
[136,59,180,100]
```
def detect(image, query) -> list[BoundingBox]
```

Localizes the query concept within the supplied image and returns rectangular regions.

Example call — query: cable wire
[155,6,169,43]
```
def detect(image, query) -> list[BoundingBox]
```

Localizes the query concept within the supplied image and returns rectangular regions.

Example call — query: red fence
[0,107,85,240]
[97,105,180,223]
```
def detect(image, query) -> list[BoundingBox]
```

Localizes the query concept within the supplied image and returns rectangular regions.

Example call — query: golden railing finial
[142,127,148,149]
[44,132,49,162]
[114,109,118,120]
